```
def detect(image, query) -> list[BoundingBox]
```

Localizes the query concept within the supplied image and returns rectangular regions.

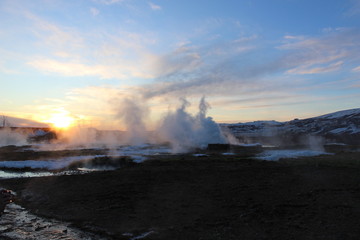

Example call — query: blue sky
[0,0,360,129]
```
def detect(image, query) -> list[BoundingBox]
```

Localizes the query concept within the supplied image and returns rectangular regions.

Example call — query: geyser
[1,97,230,155]
[157,97,227,153]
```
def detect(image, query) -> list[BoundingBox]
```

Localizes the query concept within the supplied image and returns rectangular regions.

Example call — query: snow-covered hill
[222,108,360,146]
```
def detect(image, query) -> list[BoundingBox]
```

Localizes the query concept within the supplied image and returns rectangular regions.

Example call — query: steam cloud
[58,97,228,153]
[157,97,227,153]
[117,97,148,145]
[0,128,28,147]
[1,97,230,154]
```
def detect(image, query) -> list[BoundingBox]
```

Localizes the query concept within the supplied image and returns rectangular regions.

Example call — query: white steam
[54,127,122,149]
[0,128,28,147]
[1,98,231,154]
[157,97,227,153]
[116,97,148,145]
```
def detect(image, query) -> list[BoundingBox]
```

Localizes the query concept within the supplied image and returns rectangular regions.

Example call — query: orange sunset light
[46,112,75,129]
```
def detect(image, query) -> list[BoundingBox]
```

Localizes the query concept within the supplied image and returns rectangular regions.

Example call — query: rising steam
[116,97,148,145]
[157,97,227,153]
[0,128,28,147]
[1,97,230,154]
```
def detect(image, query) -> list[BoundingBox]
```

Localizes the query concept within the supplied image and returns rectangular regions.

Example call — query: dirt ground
[1,152,360,239]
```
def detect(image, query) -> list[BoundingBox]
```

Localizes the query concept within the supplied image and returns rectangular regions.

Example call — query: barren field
[1,151,360,239]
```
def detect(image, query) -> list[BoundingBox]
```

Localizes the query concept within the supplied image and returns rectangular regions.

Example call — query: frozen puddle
[0,203,108,240]
[0,155,108,170]
[0,170,96,179]
[0,203,156,240]
[256,149,331,161]
[0,145,172,174]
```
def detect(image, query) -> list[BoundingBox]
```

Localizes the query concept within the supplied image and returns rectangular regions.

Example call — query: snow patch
[317,108,360,119]
[0,155,107,170]
[329,127,349,134]
[193,153,208,157]
[256,150,330,161]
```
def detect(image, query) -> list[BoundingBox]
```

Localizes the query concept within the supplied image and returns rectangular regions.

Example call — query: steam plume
[117,97,148,145]
[157,97,227,153]
[0,128,28,147]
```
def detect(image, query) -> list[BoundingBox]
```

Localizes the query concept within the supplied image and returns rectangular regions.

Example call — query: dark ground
[1,153,360,239]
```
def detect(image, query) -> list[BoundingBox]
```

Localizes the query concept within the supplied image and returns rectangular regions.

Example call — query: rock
[0,188,15,215]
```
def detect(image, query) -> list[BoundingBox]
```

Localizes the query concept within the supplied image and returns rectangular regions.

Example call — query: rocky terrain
[222,108,360,146]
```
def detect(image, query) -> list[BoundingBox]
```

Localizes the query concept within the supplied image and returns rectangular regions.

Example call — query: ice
[0,170,91,179]
[0,203,108,239]
[222,152,235,155]
[0,145,172,175]
[0,155,107,170]
[256,149,330,161]
[192,153,208,157]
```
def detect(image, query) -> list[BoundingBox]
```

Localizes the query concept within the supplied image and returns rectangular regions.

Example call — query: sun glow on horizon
[45,111,76,129]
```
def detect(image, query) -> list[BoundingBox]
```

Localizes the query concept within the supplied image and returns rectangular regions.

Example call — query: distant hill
[1,115,49,128]
[222,108,360,146]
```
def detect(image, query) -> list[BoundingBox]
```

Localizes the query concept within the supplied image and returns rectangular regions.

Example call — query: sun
[47,113,75,129]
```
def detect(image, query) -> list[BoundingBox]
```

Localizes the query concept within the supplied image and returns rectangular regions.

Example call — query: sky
[1,0,360,129]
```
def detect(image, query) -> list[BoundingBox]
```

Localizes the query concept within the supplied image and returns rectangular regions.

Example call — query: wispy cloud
[279,28,360,75]
[352,65,360,72]
[21,11,360,108]
[93,0,125,5]
[25,13,84,54]
[288,61,344,75]
[0,60,19,75]
[90,7,100,16]
[345,0,360,16]
[22,13,158,79]
[28,58,126,79]
[28,57,155,79]
[133,28,360,112]
[153,45,202,78]
[149,2,162,10]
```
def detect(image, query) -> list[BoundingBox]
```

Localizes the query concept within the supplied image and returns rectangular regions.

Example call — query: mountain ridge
[222,108,360,146]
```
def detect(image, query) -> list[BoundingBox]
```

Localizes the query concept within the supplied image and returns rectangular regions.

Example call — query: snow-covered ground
[0,155,107,170]
[0,170,88,179]
[0,144,172,179]
[316,108,360,119]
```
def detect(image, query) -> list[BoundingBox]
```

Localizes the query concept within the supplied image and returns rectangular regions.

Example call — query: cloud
[90,7,100,16]
[153,45,202,78]
[22,86,128,129]
[288,61,344,75]
[27,58,156,79]
[279,28,360,75]
[149,2,162,10]
[345,0,360,16]
[93,0,125,5]
[28,58,124,78]
[353,65,360,72]
[283,35,303,40]
[213,94,302,106]
[23,13,159,79]
[5,6,360,123]
[0,60,19,75]
[136,28,360,107]
[25,13,84,55]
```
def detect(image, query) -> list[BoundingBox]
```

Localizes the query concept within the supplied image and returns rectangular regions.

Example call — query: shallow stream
[0,203,109,240]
